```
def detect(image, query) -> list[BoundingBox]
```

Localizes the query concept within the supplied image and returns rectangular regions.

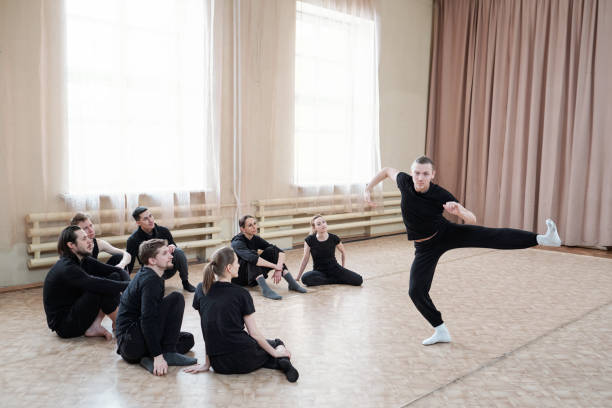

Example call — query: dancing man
[365,156,561,345]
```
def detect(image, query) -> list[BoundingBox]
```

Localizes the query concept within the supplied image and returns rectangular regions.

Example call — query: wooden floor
[1,236,611,407]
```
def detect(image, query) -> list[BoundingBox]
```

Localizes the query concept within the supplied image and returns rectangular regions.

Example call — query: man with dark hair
[125,206,195,292]
[43,226,129,339]
[230,215,306,300]
[70,212,131,278]
[365,156,562,346]
[115,239,196,376]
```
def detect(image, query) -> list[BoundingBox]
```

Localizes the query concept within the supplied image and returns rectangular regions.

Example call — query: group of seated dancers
[42,156,562,380]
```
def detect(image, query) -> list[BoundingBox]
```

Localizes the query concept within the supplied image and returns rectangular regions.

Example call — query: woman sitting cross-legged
[184,247,299,382]
[296,214,363,287]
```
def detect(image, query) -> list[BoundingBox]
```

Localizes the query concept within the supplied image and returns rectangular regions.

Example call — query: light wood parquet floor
[0,235,611,407]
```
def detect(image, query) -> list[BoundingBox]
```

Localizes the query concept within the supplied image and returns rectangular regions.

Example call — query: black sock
[278,358,299,383]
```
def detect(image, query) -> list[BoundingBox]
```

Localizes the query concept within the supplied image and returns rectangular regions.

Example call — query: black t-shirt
[396,172,457,240]
[192,281,257,356]
[115,267,165,357]
[125,224,176,272]
[230,233,282,265]
[304,233,341,271]
[92,238,99,259]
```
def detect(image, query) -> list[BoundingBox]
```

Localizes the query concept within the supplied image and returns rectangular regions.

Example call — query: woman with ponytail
[184,247,299,382]
[296,215,363,286]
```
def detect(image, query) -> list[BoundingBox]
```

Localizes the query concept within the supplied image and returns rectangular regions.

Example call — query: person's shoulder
[127,228,141,241]
[231,233,244,242]
[329,233,341,242]
[155,224,171,234]
[396,171,412,188]
[305,234,315,243]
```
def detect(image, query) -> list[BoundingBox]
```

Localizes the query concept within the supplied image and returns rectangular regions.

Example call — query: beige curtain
[0,0,67,250]
[427,0,612,247]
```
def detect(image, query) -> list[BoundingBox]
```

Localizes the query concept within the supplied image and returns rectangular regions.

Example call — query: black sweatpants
[55,284,120,339]
[210,338,290,375]
[117,292,194,363]
[410,223,538,327]
[232,246,285,287]
[301,265,363,286]
[106,255,131,281]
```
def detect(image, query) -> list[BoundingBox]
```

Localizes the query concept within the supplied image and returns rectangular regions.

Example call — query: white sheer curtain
[63,0,222,231]
[294,0,380,200]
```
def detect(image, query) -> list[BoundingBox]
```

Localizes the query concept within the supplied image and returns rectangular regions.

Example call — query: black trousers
[161,248,190,282]
[105,255,131,281]
[117,292,194,363]
[410,223,538,327]
[210,338,289,375]
[232,246,285,287]
[301,265,363,286]
[55,282,121,339]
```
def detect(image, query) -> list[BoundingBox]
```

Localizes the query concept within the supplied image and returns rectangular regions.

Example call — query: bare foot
[85,325,112,341]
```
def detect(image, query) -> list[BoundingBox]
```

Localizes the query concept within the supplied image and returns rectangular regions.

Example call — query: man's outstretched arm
[364,167,400,206]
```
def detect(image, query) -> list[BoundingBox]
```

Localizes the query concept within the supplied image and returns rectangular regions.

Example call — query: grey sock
[256,276,282,300]
[283,272,307,293]
[139,357,154,373]
[163,352,197,366]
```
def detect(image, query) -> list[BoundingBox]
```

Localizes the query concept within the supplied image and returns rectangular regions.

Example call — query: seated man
[231,215,306,300]
[43,225,129,340]
[70,212,131,281]
[115,239,196,376]
[125,206,195,292]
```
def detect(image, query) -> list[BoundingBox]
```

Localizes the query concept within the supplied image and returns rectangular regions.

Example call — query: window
[65,0,208,194]
[294,1,379,186]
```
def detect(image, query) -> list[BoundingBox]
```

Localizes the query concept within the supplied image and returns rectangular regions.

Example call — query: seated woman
[296,214,363,287]
[184,247,299,382]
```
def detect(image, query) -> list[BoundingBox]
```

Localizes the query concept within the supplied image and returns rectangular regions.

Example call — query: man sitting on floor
[43,226,129,340]
[125,206,195,292]
[115,238,196,376]
[230,215,306,300]
[70,212,131,280]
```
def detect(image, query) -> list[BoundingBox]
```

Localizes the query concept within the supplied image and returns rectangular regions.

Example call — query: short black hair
[57,225,82,256]
[132,206,148,221]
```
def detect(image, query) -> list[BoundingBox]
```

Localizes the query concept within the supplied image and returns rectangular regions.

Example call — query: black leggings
[301,265,363,286]
[410,223,537,327]
[117,292,194,363]
[232,246,285,286]
[55,289,120,339]
[210,338,290,375]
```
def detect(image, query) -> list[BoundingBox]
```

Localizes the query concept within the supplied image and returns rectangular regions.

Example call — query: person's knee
[261,246,279,262]
[178,331,195,353]
[408,285,423,302]
[166,291,185,307]
[301,274,313,286]
[173,247,187,262]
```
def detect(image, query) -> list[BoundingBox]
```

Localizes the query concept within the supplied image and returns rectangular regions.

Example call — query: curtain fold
[427,0,611,247]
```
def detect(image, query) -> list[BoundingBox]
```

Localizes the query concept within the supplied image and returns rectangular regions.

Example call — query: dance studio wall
[0,0,433,287]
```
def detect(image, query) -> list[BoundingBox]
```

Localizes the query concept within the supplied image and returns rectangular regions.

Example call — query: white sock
[422,323,452,345]
[536,219,561,247]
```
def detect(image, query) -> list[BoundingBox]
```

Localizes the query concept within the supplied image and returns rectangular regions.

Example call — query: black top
[396,172,457,240]
[305,233,341,271]
[192,281,257,356]
[230,233,283,265]
[92,238,99,259]
[43,255,128,331]
[125,224,176,272]
[115,267,166,357]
